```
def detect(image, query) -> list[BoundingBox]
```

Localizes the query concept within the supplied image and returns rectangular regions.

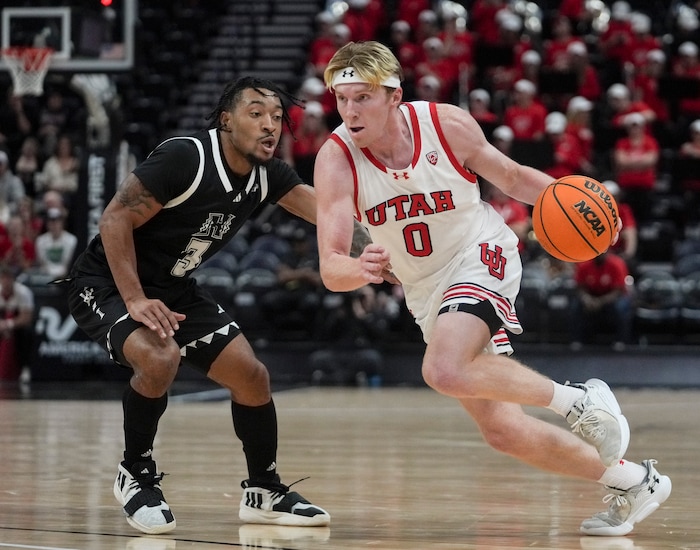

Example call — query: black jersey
[71,128,303,289]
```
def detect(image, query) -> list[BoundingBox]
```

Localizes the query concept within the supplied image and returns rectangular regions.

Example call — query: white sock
[546,380,585,417]
[598,459,648,490]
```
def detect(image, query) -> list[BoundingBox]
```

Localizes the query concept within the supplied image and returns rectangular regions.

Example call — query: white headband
[331,67,401,89]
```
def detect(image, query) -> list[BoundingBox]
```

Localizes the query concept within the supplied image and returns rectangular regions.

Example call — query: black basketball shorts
[67,277,242,374]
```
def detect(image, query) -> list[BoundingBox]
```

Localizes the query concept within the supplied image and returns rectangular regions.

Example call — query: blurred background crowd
[1,0,700,384]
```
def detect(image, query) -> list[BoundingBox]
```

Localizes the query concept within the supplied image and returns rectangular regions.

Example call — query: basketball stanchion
[1,46,53,96]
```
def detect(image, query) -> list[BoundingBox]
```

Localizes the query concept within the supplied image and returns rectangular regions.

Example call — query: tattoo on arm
[117,179,156,220]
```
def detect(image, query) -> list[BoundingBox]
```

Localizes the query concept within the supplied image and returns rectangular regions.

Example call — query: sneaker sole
[113,475,177,535]
[239,506,331,527]
[581,474,672,536]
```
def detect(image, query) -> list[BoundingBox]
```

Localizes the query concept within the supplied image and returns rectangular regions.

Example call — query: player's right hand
[359,244,393,285]
[127,297,187,339]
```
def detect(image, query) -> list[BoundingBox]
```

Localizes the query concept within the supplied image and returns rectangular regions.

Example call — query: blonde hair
[324,41,403,91]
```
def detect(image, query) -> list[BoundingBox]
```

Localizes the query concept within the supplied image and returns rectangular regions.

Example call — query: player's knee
[480,420,519,454]
[422,359,474,397]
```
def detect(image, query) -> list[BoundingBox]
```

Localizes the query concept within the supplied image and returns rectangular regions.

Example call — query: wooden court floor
[0,385,698,549]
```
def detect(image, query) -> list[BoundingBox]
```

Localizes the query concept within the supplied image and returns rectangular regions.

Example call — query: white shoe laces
[570,409,605,442]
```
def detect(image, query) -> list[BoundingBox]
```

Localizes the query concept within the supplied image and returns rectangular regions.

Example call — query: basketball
[532,175,619,262]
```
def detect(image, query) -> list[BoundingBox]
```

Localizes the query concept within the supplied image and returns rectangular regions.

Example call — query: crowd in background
[1,0,700,381]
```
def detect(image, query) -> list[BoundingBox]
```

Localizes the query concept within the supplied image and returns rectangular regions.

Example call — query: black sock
[122,385,168,468]
[232,399,278,482]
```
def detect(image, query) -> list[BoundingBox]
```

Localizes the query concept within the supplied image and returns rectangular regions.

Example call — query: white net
[2,47,53,96]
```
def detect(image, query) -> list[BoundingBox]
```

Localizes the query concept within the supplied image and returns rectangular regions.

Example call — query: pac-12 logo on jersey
[426,151,438,165]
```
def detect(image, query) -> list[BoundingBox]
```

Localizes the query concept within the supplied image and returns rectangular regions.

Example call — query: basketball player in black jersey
[66,77,335,534]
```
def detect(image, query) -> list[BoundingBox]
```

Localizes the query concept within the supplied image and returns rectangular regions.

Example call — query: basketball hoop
[1,47,53,97]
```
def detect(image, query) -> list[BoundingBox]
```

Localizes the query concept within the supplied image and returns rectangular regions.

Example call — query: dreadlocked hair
[206,76,305,135]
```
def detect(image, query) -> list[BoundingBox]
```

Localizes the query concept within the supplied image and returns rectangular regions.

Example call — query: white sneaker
[580,459,672,536]
[114,461,176,534]
[239,477,331,527]
[567,379,630,467]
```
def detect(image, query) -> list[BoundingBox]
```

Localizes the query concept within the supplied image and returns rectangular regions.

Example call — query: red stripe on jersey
[330,133,363,221]
[402,103,423,168]
[429,102,478,183]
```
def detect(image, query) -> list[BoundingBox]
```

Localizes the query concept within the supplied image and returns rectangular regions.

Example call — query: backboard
[1,0,135,72]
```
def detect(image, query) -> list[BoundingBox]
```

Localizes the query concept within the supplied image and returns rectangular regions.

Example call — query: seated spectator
[0,150,26,225]
[468,88,499,128]
[565,96,596,174]
[35,134,80,205]
[607,83,656,129]
[414,75,443,102]
[437,2,476,81]
[16,196,43,243]
[36,88,74,158]
[389,20,422,95]
[484,181,531,256]
[671,41,700,122]
[602,180,638,273]
[470,0,510,46]
[0,215,36,273]
[625,12,662,74]
[543,111,589,179]
[484,11,532,97]
[279,101,329,185]
[33,207,78,279]
[415,9,440,44]
[503,79,547,140]
[341,0,386,43]
[259,225,325,338]
[0,265,35,382]
[598,1,633,84]
[612,112,660,222]
[631,49,673,145]
[567,41,601,103]
[570,251,634,351]
[543,14,579,70]
[414,37,460,102]
[14,136,43,198]
[307,23,351,79]
[680,119,700,158]
[491,124,514,155]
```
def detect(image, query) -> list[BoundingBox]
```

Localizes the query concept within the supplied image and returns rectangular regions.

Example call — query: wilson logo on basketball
[583,180,619,228]
[572,199,606,237]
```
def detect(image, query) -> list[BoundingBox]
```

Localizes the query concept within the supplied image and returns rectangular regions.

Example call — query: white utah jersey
[331,101,522,347]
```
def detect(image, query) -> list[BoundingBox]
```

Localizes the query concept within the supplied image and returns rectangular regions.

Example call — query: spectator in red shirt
[631,49,670,128]
[396,0,431,32]
[484,182,531,255]
[607,83,656,129]
[389,20,422,95]
[470,0,509,46]
[602,180,638,272]
[567,41,602,103]
[671,42,700,121]
[0,215,36,273]
[468,88,499,127]
[415,9,440,45]
[503,79,547,140]
[414,37,460,102]
[543,111,588,180]
[613,112,660,222]
[307,11,339,77]
[342,0,386,43]
[625,12,662,75]
[598,1,633,82]
[279,101,330,185]
[565,95,596,174]
[307,23,352,79]
[414,75,442,102]
[543,15,578,70]
[438,2,476,84]
[571,251,634,350]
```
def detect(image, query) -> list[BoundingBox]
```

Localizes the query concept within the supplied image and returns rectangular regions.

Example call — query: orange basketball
[532,175,619,262]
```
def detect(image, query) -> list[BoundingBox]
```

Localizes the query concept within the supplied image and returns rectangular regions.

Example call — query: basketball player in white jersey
[314,41,671,537]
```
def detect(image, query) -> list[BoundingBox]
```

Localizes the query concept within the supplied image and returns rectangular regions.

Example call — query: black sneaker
[113,460,176,534]
[239,477,331,526]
